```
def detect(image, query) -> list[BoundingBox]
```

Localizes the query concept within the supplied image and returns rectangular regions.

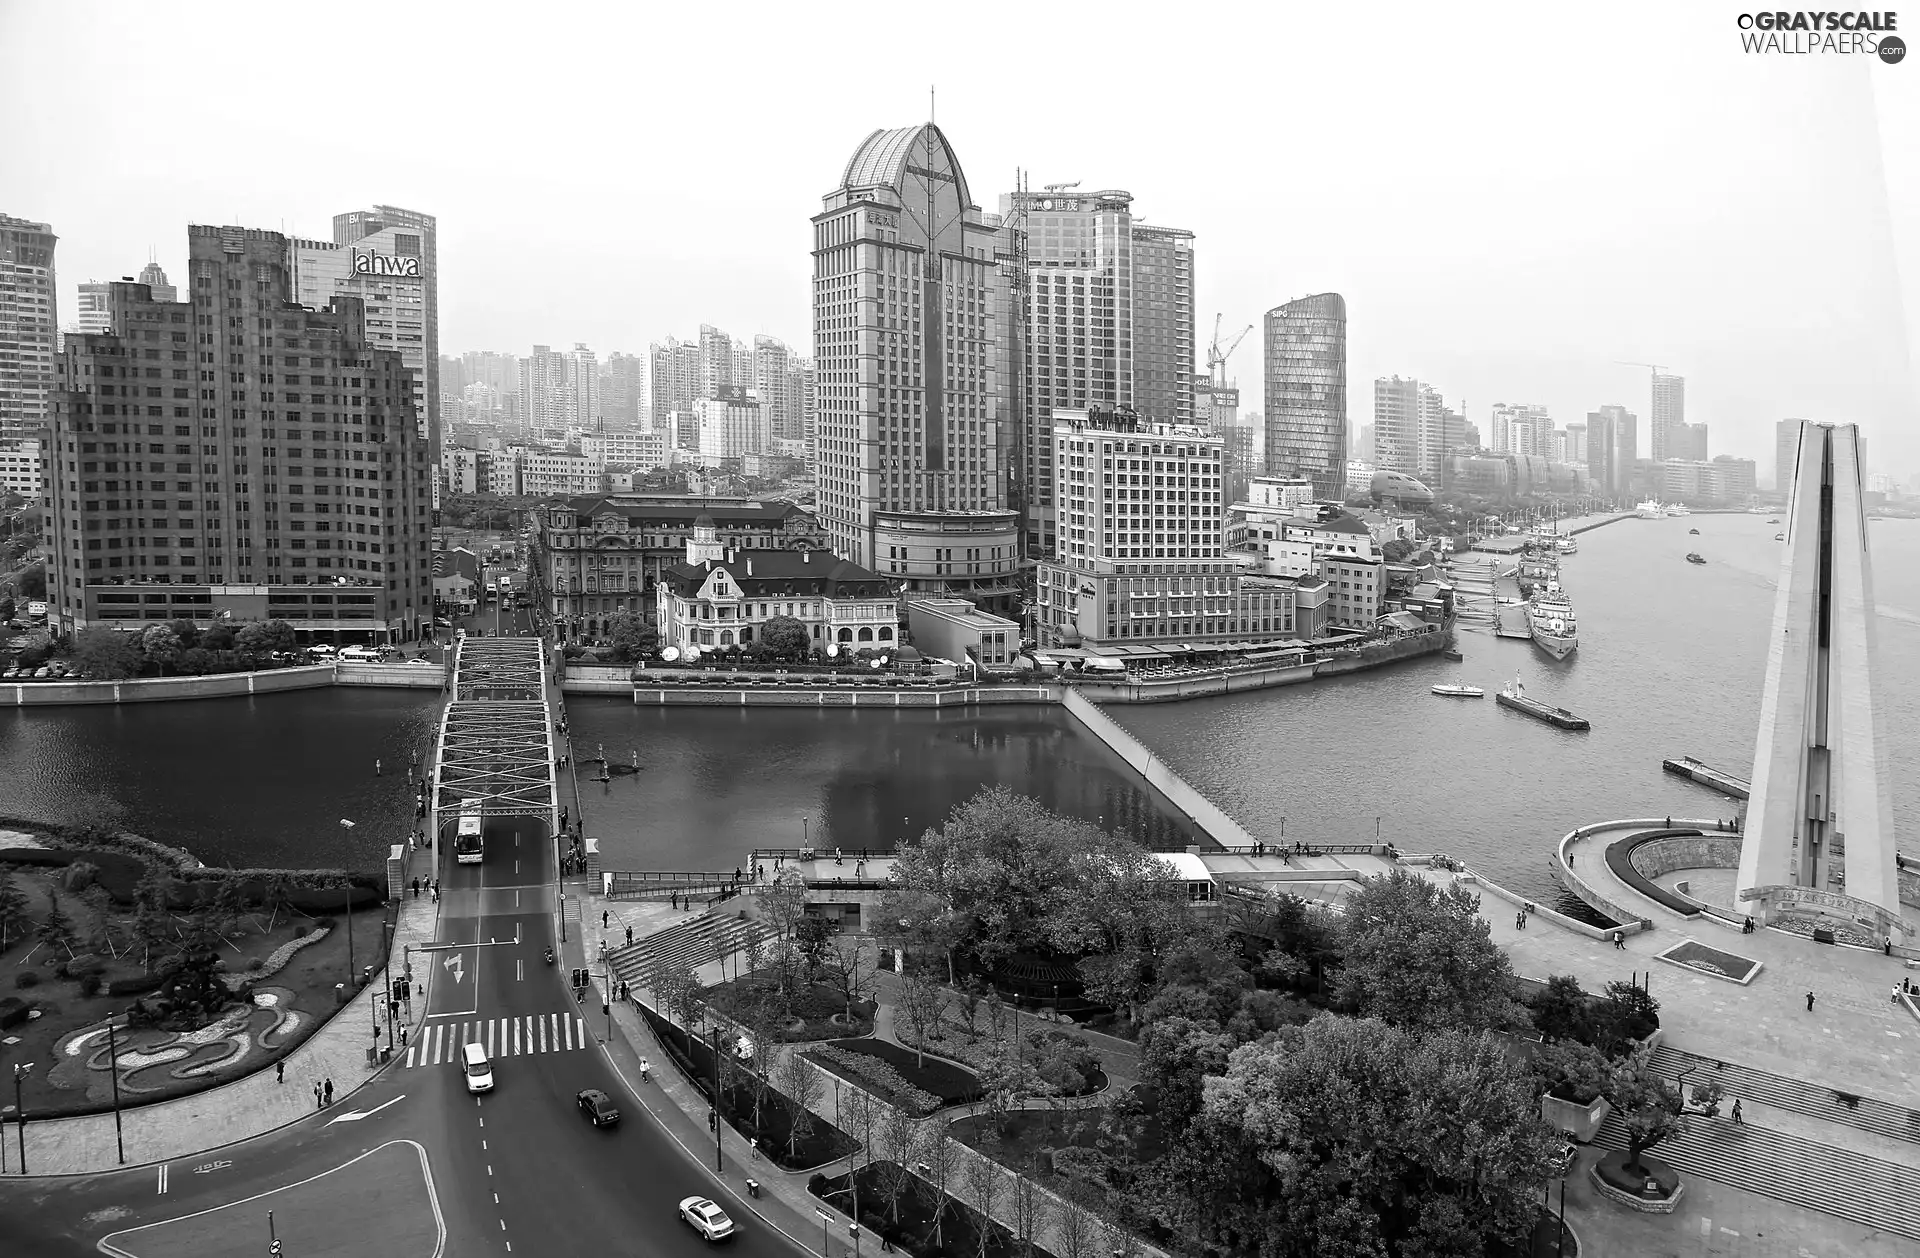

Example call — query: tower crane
[1615,361,1667,378]
[1208,314,1253,390]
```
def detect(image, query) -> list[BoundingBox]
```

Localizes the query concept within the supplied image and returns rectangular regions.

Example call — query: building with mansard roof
[654,518,898,656]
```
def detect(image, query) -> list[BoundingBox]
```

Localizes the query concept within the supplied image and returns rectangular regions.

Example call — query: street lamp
[339,820,357,984]
[105,1014,126,1164]
[11,1062,30,1172]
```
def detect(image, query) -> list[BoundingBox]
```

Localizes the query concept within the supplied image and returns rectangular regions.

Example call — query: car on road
[576,1088,620,1127]
[679,1197,735,1241]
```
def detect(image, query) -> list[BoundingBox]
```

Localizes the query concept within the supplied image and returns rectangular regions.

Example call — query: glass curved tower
[1262,293,1347,500]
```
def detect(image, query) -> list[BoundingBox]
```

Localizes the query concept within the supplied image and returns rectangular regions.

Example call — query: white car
[679,1197,735,1241]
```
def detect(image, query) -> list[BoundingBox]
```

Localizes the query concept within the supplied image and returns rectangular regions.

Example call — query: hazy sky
[3,0,1915,475]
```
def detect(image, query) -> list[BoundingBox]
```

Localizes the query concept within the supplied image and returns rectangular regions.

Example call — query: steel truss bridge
[433,638,557,822]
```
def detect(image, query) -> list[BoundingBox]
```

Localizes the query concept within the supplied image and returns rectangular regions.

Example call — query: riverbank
[0,660,446,706]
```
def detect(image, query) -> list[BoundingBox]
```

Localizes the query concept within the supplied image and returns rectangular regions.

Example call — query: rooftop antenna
[930,84,936,124]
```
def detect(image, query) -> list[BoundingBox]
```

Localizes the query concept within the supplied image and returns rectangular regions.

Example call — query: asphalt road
[0,616,788,1257]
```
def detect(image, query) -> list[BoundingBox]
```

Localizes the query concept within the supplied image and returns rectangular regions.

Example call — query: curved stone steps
[1649,1044,1920,1144]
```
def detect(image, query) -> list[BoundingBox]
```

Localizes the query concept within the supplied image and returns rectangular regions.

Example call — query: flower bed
[804,1038,980,1116]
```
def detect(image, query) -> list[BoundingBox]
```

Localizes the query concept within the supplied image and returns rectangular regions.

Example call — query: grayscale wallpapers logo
[1736,11,1905,61]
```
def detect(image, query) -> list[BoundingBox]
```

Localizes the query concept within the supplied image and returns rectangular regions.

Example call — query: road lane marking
[156,1164,167,1194]
[327,1095,406,1126]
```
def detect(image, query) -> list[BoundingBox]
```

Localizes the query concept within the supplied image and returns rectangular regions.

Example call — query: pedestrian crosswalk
[407,1012,592,1068]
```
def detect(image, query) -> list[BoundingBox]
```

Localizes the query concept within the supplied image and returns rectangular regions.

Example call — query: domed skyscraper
[810,123,1021,616]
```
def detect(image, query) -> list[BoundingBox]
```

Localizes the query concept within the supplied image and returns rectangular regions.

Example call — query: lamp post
[817,1208,832,1258]
[708,1022,725,1172]
[105,1013,126,1164]
[11,1062,30,1172]
[338,820,356,984]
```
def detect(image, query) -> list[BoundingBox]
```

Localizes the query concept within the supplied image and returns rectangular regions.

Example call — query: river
[2,513,1913,903]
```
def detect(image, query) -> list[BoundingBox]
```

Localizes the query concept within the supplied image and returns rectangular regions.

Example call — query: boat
[1557,536,1578,554]
[1686,553,1706,565]
[1767,518,1780,524]
[1635,500,1665,519]
[1774,533,1785,541]
[1666,504,1691,517]
[1495,676,1590,730]
[1527,587,1579,660]
[1442,648,1464,662]
[1688,528,1699,535]
[1432,683,1484,698]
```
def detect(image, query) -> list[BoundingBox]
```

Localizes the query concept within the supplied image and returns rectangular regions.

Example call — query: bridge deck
[434,637,557,818]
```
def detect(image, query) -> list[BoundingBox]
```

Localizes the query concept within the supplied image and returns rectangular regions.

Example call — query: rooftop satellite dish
[660,646,681,662]
[826,643,839,657]
[871,659,883,669]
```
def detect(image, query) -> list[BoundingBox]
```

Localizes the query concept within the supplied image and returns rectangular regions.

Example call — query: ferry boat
[1688,528,1700,535]
[1527,588,1579,660]
[1685,552,1706,565]
[1495,676,1590,730]
[1635,500,1666,519]
[1432,683,1484,698]
[1556,536,1578,555]
[1767,518,1780,524]
[1666,504,1691,518]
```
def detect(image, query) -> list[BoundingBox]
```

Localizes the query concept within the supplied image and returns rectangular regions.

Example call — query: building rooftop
[660,549,891,597]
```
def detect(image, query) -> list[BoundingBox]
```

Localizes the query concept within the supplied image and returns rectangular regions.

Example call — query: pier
[1661,755,1751,799]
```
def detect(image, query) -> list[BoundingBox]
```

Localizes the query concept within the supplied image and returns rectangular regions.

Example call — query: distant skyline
[2,1,1914,474]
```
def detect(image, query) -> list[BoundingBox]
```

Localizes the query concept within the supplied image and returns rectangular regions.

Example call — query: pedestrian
[1731,1099,1743,1125]
[602,910,609,930]
[314,1081,323,1108]
[835,846,844,866]
[671,891,678,910]
[323,1078,334,1106]
[626,926,634,946]
[1887,940,1895,957]
[400,1026,408,1048]
[1806,991,1816,1012]
[1613,930,1624,950]
[276,1060,285,1084]
[410,877,419,899]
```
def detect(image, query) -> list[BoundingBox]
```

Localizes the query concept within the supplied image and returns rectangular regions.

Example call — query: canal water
[2,514,1914,904]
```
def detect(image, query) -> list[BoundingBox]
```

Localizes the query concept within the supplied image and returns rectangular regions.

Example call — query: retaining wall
[0,665,334,706]
[1629,835,1742,880]
[1551,819,1734,931]
[333,663,445,689]
[1060,688,1260,847]
[1312,629,1452,677]
[630,685,1055,708]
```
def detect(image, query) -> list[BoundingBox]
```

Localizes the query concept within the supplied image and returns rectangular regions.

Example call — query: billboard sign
[352,250,420,279]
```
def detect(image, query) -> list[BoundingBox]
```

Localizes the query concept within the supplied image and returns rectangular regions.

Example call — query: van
[461,1042,494,1093]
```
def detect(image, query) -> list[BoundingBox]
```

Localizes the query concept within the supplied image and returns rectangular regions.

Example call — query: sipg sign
[352,250,420,279]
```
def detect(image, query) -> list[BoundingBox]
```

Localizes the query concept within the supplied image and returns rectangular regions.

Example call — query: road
[0,617,788,1258]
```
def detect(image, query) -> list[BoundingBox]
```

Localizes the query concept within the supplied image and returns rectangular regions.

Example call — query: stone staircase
[1649,1044,1920,1144]
[608,911,775,988]
[1592,1112,1920,1242]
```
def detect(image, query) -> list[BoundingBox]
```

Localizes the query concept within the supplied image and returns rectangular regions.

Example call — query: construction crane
[1041,180,1080,194]
[1615,361,1667,377]
[1209,314,1253,389]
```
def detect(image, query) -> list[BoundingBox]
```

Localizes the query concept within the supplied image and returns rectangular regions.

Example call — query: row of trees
[870,787,1683,1257]
[66,619,303,680]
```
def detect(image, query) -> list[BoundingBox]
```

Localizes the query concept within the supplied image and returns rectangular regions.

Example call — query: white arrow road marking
[326,1095,406,1125]
[445,953,466,984]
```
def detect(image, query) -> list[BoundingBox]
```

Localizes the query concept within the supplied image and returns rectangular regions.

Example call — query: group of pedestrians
[409,877,440,902]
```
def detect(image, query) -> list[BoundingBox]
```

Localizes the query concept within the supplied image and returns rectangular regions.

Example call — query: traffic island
[1588,1149,1684,1213]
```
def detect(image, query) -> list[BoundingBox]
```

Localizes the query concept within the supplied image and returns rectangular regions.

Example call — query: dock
[1662,756,1751,799]
[1495,604,1533,639]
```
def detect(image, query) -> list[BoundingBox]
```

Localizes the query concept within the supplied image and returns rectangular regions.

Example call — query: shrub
[107,973,164,997]
[0,848,74,869]
[246,957,265,972]
[15,971,40,989]
[314,916,337,931]
[809,1173,829,1196]
[77,971,104,997]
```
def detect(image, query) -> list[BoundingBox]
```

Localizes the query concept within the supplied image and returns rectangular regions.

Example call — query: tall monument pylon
[1738,421,1907,940]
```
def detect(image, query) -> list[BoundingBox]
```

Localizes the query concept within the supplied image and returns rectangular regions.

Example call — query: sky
[2,0,1916,477]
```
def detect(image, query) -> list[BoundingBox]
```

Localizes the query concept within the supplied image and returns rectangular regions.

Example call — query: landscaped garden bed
[640,1003,856,1170]
[702,978,877,1042]
[809,1160,1059,1258]
[804,1037,983,1115]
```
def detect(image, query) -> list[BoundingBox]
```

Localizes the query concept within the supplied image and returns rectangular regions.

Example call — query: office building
[998,185,1197,557]
[1372,377,1462,484]
[812,123,1021,614]
[1263,294,1347,500]
[1649,371,1684,462]
[1667,421,1708,464]
[1585,404,1636,496]
[328,206,438,459]
[76,282,113,336]
[1658,457,1755,503]
[1491,403,1552,457]
[580,430,667,474]
[1562,421,1587,464]
[45,226,434,641]
[137,262,176,303]
[523,345,574,436]
[694,387,767,459]
[289,224,434,451]
[1034,407,1232,645]
[908,598,1020,669]
[1,215,59,441]
[0,438,46,500]
[532,494,826,640]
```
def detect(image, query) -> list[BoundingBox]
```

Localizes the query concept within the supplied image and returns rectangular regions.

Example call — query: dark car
[577,1088,620,1127]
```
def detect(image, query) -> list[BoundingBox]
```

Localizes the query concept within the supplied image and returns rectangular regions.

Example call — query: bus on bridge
[454,799,485,865]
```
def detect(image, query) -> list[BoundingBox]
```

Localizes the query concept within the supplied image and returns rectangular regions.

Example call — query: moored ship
[1495,676,1590,730]
[1527,587,1579,660]
[1635,500,1665,519]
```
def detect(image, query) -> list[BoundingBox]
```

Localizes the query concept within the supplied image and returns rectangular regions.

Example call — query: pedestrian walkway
[405,1011,591,1068]
[2,873,443,1176]
[606,911,776,989]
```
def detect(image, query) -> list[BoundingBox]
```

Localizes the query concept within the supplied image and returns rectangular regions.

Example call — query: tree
[894,957,950,1068]
[37,889,76,958]
[1165,1015,1560,1258]
[1591,980,1661,1056]
[774,1047,822,1160]
[761,615,810,659]
[976,1037,1045,1134]
[16,562,45,600]
[1007,1162,1045,1258]
[138,624,183,673]
[961,1142,1006,1258]
[754,867,809,943]
[0,875,29,951]
[1610,1054,1718,1178]
[605,613,656,663]
[873,1100,924,1223]
[235,619,296,658]
[913,1122,963,1248]
[1050,1195,1101,1258]
[1531,974,1593,1044]
[664,963,705,1028]
[843,1086,881,1221]
[1337,868,1525,1034]
[1135,1016,1231,1134]
[1382,538,1416,563]
[822,934,878,1020]
[793,914,836,979]
[72,626,142,679]
[179,647,217,675]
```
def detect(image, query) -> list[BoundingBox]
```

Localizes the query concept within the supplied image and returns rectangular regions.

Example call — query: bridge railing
[605,870,740,899]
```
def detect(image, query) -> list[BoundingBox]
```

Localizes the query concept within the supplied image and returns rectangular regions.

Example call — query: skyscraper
[45,226,433,638]
[646,337,701,433]
[1490,402,1552,456]
[1649,371,1684,461]
[1262,294,1347,500]
[76,281,113,335]
[1585,404,1636,495]
[600,352,645,429]
[698,325,733,397]
[0,214,58,441]
[137,261,177,303]
[813,123,1020,614]
[997,186,1196,556]
[330,206,438,460]
[1371,377,1462,484]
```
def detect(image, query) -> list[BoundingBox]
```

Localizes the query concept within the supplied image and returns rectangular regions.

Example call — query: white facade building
[0,215,59,441]
[694,389,767,459]
[0,437,46,499]
[289,227,433,447]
